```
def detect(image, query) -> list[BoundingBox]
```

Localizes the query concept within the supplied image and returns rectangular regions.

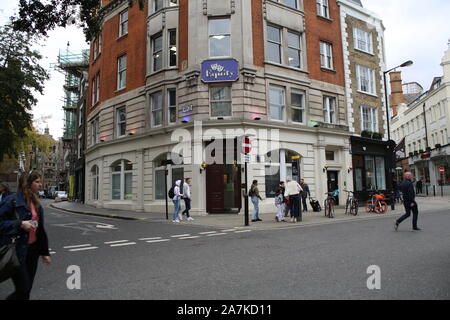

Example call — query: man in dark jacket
[395,172,421,231]
[300,179,311,212]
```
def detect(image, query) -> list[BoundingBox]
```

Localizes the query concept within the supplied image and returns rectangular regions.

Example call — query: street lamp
[383,60,413,210]
[383,60,413,141]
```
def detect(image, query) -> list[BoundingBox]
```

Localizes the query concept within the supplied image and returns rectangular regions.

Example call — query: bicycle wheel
[365,200,373,213]
[345,198,350,215]
[351,200,359,216]
[375,200,388,214]
[329,201,335,218]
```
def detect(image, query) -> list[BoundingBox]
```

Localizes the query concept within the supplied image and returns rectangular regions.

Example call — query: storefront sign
[201,59,239,83]
[182,105,193,113]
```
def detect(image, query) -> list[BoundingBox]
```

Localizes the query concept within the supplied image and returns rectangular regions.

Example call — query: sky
[1,0,449,139]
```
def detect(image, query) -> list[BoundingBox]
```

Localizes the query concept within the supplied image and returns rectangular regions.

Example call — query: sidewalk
[51,196,450,230]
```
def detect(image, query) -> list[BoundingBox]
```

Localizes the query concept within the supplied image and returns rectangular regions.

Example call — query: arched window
[111,160,133,200]
[91,165,99,200]
[265,149,302,198]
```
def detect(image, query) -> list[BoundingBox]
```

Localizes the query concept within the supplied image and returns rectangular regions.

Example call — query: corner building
[86,0,353,215]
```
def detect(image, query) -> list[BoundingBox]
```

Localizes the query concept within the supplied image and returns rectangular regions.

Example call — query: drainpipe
[423,103,429,149]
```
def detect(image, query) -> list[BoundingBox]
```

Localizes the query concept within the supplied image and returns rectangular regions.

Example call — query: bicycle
[365,191,388,214]
[344,190,359,216]
[324,190,339,219]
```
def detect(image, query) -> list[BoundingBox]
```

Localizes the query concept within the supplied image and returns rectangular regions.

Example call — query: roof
[404,93,423,104]
[348,0,363,6]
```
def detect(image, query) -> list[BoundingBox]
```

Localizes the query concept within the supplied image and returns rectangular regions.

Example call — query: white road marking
[146,239,171,244]
[110,242,137,247]
[221,229,237,232]
[69,247,98,252]
[198,231,217,235]
[138,237,162,241]
[104,240,129,244]
[235,230,252,233]
[171,234,191,238]
[179,236,200,240]
[63,244,92,249]
[206,233,228,237]
[50,252,56,255]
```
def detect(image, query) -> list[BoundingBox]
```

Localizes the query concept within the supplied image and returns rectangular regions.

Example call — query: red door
[206,164,225,214]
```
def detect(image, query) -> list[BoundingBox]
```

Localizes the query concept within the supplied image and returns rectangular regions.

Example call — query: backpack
[180,181,184,198]
[168,187,175,199]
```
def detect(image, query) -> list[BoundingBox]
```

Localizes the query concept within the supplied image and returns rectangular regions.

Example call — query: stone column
[136,149,144,212]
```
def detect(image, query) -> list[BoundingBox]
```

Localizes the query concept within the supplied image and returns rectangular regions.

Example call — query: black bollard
[433,185,436,197]
[390,192,395,210]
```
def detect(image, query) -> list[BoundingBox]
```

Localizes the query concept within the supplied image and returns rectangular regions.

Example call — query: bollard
[426,184,429,196]
[390,192,395,210]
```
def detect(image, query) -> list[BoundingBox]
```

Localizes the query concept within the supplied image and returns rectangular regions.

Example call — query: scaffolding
[56,48,89,141]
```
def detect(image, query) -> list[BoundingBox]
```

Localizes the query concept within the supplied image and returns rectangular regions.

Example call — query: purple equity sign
[201,59,239,83]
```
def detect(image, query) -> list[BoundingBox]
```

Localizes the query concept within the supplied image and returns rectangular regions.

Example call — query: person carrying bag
[0,171,51,300]
[0,200,20,283]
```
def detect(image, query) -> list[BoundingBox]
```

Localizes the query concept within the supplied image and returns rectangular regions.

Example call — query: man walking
[284,179,303,223]
[395,172,421,231]
[182,178,194,221]
[300,179,311,212]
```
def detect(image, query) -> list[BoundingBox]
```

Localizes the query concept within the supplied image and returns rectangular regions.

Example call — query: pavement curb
[49,203,147,221]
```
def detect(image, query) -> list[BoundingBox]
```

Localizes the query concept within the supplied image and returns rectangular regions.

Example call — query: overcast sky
[1,0,449,139]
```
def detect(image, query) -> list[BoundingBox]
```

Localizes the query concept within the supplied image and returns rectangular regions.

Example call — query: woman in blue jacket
[0,171,51,300]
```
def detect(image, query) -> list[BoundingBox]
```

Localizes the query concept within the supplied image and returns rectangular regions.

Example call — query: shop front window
[364,155,386,191]
[265,165,280,198]
[375,156,386,190]
[265,149,301,198]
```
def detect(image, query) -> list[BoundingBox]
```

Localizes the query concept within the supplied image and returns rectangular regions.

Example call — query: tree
[12,0,147,41]
[0,24,49,162]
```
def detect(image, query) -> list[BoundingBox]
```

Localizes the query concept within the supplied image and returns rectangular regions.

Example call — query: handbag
[0,201,21,283]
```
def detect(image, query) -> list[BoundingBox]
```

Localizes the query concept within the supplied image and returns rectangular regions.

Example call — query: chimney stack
[389,71,406,117]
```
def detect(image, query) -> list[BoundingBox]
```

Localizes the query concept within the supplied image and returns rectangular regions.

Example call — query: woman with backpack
[0,171,51,300]
[171,180,184,223]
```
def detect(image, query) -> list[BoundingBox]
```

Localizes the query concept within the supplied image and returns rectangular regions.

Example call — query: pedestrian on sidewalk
[249,180,263,222]
[0,172,51,300]
[181,178,194,221]
[275,188,286,222]
[172,180,184,223]
[416,179,423,194]
[395,172,421,232]
[0,182,12,203]
[284,179,303,223]
[300,179,311,212]
[278,181,290,218]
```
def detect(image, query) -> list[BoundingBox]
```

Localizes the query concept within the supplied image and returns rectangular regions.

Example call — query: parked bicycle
[324,189,339,219]
[344,190,359,216]
[365,191,388,214]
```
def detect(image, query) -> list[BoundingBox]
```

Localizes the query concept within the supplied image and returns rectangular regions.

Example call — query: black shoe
[251,219,257,222]
[413,228,422,231]
[394,222,399,232]
[256,219,262,222]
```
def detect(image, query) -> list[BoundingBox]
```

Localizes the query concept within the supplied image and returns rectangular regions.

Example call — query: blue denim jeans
[172,199,181,221]
[251,196,259,220]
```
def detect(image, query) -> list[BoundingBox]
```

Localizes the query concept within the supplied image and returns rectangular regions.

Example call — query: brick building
[85,0,355,214]
[337,0,393,201]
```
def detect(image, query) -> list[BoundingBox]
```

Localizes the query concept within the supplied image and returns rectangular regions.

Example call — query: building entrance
[205,139,242,214]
